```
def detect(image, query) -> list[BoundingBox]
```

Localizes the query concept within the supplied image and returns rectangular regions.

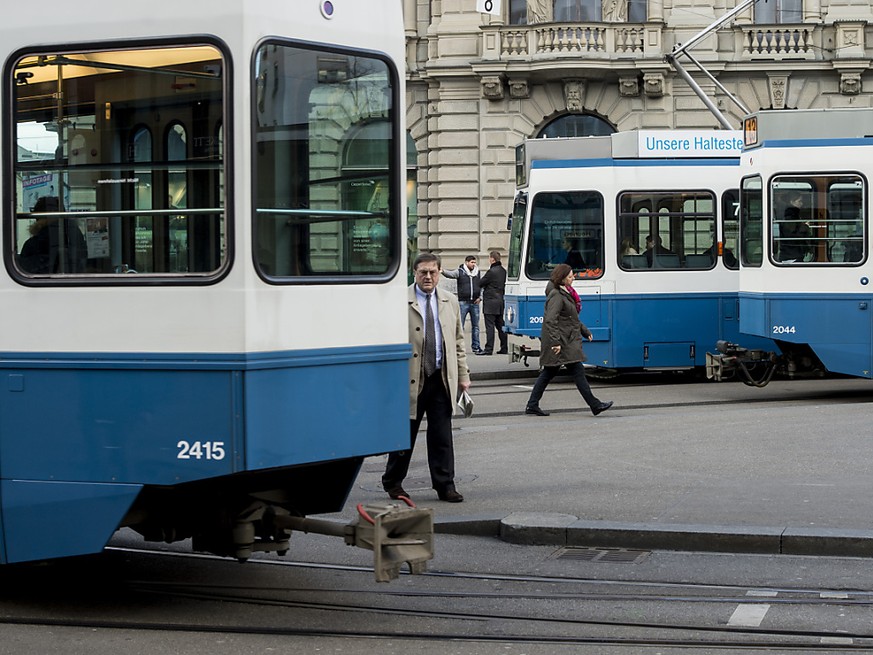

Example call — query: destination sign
[637,130,743,158]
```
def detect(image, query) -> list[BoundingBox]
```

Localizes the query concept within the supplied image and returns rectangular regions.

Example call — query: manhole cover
[553,547,649,564]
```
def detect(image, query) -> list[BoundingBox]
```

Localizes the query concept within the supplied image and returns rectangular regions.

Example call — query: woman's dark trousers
[526,362,600,410]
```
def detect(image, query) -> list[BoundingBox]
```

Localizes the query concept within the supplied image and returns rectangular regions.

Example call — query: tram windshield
[524,191,604,280]
[11,44,226,279]
[253,42,398,279]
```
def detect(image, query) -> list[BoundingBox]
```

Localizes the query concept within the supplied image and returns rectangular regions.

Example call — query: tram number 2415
[177,440,226,460]
[772,325,797,335]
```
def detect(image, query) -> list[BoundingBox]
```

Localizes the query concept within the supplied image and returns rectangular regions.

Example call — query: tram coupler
[278,503,434,582]
[706,340,778,387]
[509,342,540,367]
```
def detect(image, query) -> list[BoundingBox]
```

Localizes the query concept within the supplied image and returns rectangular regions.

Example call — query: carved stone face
[841,75,861,95]
[482,77,504,99]
[564,82,583,111]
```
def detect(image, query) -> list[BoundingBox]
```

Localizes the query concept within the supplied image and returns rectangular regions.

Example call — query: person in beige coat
[382,253,471,502]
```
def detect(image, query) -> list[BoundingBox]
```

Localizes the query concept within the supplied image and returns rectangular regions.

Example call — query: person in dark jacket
[644,234,673,267]
[562,236,586,270]
[477,250,508,356]
[777,193,812,262]
[18,196,87,275]
[441,254,483,353]
[524,263,613,417]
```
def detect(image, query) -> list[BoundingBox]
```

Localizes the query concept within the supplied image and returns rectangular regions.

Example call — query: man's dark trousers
[382,371,455,493]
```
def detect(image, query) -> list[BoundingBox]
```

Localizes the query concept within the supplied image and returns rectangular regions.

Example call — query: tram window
[11,43,226,280]
[253,43,399,280]
[720,189,740,270]
[524,191,603,280]
[740,176,763,267]
[507,192,527,280]
[770,175,865,266]
[827,182,864,264]
[617,191,716,270]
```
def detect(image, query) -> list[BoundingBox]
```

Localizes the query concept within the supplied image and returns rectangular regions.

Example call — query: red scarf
[565,284,581,313]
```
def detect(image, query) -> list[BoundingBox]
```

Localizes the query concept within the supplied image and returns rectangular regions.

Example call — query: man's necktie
[424,294,437,377]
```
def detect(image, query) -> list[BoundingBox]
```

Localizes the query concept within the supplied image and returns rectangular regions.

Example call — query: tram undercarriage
[705,340,827,387]
[123,461,433,582]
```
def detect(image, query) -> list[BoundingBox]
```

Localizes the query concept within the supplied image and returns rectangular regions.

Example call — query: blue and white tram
[505,131,776,372]
[710,109,873,382]
[0,0,428,576]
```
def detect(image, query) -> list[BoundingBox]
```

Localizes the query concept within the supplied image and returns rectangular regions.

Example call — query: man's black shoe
[476,351,492,356]
[386,486,410,500]
[592,401,613,416]
[525,406,550,416]
[438,489,464,503]
[496,349,508,354]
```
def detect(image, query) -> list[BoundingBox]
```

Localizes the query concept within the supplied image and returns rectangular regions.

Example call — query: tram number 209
[529,316,544,324]
[177,440,226,460]
[772,325,796,335]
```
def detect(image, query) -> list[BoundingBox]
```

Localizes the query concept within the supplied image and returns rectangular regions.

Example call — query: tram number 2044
[772,325,797,335]
[177,440,226,460]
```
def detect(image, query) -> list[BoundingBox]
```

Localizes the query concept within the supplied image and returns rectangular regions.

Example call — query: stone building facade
[402,0,873,266]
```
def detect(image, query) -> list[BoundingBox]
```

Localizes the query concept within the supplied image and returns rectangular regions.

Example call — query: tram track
[464,375,873,419]
[2,548,870,651]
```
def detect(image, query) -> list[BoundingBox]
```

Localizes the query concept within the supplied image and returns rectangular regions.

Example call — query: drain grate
[553,547,649,564]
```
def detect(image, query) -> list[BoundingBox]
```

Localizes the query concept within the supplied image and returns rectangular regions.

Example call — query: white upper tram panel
[0,0,407,355]
[738,108,872,296]
[517,130,744,189]
[510,130,744,297]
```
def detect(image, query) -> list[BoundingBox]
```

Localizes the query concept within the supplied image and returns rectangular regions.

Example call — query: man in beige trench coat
[382,252,471,502]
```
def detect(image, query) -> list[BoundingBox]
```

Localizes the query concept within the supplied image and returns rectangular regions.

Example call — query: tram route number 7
[476,0,501,16]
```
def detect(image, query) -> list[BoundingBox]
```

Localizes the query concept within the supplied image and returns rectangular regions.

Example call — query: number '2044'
[772,325,796,335]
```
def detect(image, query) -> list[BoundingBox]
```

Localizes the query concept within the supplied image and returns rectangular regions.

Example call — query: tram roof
[516,130,742,186]
[743,107,873,149]
[519,129,742,165]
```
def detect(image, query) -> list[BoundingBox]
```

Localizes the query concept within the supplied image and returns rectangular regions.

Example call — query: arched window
[166,123,188,272]
[406,133,418,283]
[341,120,393,274]
[131,126,153,272]
[537,114,615,138]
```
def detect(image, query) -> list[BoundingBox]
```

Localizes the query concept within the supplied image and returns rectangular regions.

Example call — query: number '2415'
[177,440,226,460]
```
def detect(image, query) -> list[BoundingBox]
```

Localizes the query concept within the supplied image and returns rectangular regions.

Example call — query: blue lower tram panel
[741,294,873,379]
[506,293,774,370]
[0,344,410,564]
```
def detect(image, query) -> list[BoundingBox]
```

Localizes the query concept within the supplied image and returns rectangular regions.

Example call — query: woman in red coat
[524,263,613,417]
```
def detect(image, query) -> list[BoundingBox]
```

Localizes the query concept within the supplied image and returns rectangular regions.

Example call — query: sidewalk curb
[470,367,538,382]
[434,512,873,558]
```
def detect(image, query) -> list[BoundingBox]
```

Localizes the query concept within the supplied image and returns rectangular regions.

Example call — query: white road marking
[728,603,770,627]
[746,590,778,597]
[821,637,854,645]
